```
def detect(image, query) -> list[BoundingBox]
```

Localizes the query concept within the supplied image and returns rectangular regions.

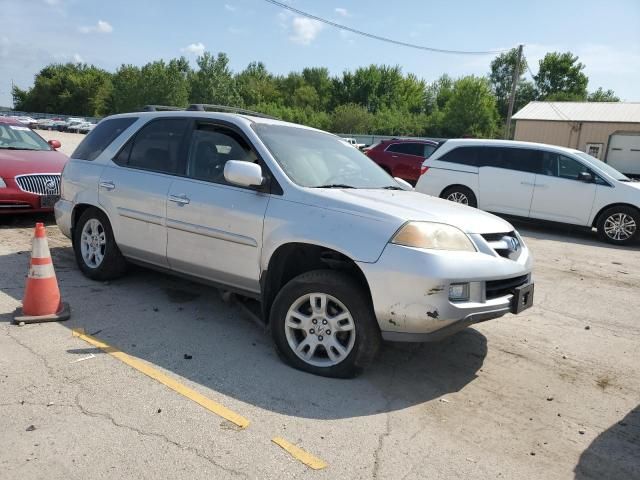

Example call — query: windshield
[575,151,630,181]
[253,124,396,189]
[0,124,51,151]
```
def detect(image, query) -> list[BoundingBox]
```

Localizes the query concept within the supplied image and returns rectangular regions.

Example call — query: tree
[330,103,373,133]
[489,48,533,119]
[588,87,620,102]
[442,76,499,138]
[236,62,281,106]
[189,52,240,106]
[534,52,588,100]
[12,63,112,116]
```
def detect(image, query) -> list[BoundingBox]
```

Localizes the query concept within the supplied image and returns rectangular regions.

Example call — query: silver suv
[55,106,533,377]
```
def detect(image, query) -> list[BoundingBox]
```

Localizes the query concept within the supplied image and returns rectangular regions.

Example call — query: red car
[0,117,67,214]
[365,138,440,185]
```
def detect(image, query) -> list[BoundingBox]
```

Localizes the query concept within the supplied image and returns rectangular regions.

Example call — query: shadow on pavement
[574,405,639,479]
[0,245,487,420]
[506,217,639,251]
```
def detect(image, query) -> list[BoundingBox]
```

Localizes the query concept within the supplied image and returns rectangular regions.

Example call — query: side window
[386,143,424,157]
[440,146,480,167]
[479,147,506,168]
[115,118,189,174]
[558,155,589,180]
[71,117,138,161]
[423,144,437,158]
[540,151,559,176]
[502,148,541,173]
[186,124,256,185]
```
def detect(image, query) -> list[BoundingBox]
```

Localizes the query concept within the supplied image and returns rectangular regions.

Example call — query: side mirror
[224,160,265,188]
[394,177,414,191]
[48,139,61,149]
[578,171,594,183]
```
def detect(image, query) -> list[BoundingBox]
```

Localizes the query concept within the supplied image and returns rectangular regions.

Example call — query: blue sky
[1,0,639,108]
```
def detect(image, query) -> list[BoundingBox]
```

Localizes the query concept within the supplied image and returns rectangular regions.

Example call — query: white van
[416,139,640,245]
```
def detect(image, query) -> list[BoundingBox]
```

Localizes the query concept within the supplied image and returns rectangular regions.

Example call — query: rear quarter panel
[416,161,479,199]
[60,159,104,218]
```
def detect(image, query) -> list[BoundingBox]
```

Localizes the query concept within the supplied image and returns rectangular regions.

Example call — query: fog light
[449,283,470,302]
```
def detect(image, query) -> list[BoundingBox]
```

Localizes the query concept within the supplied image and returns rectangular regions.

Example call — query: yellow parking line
[71,328,250,429]
[272,437,327,470]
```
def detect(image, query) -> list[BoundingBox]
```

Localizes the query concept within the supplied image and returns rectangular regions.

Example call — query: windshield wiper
[381,185,403,190]
[313,184,357,189]
[0,146,41,151]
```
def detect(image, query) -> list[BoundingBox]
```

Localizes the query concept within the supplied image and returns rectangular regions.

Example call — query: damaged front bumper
[357,240,533,342]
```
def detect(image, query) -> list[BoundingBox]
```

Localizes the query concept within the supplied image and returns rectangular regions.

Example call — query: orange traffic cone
[13,223,70,324]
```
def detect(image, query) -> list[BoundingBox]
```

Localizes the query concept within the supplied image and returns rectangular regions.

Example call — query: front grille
[481,231,521,260]
[486,275,528,300]
[15,174,61,195]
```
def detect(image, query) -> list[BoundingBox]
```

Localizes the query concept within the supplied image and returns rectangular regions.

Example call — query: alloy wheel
[284,292,356,367]
[603,213,636,241]
[80,218,106,268]
[446,191,469,205]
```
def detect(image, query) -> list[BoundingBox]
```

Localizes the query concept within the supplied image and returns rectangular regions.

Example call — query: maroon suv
[365,138,440,185]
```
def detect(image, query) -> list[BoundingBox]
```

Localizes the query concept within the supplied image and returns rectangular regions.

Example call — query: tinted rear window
[71,117,138,161]
[439,146,481,166]
[386,142,424,156]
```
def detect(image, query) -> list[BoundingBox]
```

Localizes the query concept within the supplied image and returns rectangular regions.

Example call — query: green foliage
[587,87,620,102]
[442,76,499,138]
[11,48,617,138]
[535,52,588,100]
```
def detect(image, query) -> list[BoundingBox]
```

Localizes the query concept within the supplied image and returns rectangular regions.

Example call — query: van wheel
[73,208,127,280]
[596,206,639,245]
[270,270,381,378]
[441,186,477,208]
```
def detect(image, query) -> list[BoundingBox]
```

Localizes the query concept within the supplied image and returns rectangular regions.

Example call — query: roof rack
[141,104,279,120]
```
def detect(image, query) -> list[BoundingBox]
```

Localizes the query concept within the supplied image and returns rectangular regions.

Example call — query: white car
[416,139,640,245]
[342,137,365,149]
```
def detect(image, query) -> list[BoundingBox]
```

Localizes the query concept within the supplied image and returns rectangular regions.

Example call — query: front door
[99,118,190,266]
[166,122,269,293]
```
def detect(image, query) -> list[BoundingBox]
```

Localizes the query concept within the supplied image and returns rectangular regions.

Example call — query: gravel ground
[0,142,638,479]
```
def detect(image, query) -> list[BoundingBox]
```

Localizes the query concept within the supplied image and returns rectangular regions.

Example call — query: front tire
[596,206,640,245]
[270,270,381,378]
[73,208,127,280]
[441,185,478,208]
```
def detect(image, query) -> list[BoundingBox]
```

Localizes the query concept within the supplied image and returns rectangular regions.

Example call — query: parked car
[415,139,640,245]
[0,117,67,213]
[342,137,365,149]
[69,122,96,134]
[14,116,39,128]
[56,110,533,377]
[365,138,440,185]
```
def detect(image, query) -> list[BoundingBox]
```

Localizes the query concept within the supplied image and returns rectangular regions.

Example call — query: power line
[263,0,512,55]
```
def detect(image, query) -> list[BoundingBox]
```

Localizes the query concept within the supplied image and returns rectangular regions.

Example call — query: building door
[606,133,640,175]
[585,143,603,159]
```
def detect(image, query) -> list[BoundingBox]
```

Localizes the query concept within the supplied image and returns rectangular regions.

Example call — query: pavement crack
[73,392,249,479]
[372,361,399,479]
[5,328,58,379]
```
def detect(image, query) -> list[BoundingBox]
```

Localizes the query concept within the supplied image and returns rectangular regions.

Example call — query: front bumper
[0,179,54,214]
[357,239,532,342]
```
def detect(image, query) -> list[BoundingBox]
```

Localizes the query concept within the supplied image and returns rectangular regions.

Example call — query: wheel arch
[591,203,640,228]
[440,184,477,199]
[260,242,373,325]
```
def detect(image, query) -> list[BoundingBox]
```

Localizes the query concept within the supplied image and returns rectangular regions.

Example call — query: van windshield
[253,124,397,189]
[575,152,630,181]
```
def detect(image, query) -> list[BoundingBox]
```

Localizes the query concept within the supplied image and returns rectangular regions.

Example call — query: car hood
[308,188,514,234]
[0,149,68,177]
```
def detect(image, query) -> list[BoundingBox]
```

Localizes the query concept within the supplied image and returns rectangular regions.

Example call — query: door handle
[168,194,190,205]
[99,181,115,191]
[520,181,534,186]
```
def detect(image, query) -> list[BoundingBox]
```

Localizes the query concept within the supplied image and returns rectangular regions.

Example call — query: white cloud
[181,42,206,56]
[289,17,324,45]
[79,20,113,34]
[334,7,349,17]
[73,53,83,63]
[224,3,236,11]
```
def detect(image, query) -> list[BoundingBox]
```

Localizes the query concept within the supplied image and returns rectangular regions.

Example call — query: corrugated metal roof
[512,102,640,123]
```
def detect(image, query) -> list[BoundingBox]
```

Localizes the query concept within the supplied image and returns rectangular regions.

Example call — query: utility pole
[504,44,523,139]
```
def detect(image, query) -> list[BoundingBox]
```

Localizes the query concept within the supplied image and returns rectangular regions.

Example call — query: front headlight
[0,177,6,188]
[391,221,476,252]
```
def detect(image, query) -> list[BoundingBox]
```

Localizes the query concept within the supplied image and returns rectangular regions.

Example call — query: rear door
[99,118,190,266]
[478,147,538,217]
[529,151,597,225]
[384,142,426,184]
[166,121,269,293]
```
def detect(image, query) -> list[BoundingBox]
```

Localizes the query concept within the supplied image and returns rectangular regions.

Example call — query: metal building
[512,102,640,175]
